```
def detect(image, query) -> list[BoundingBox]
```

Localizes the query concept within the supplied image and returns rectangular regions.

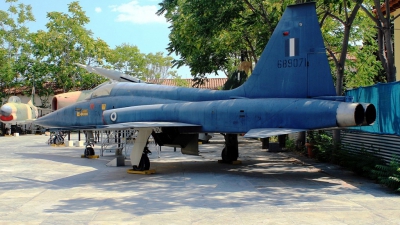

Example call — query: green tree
[222,70,248,90]
[109,44,177,81]
[360,0,396,82]
[318,0,363,95]
[145,52,175,80]
[0,0,34,103]
[108,43,147,79]
[31,1,111,92]
[159,0,383,91]
[170,71,189,87]
[319,1,383,90]
[157,0,291,80]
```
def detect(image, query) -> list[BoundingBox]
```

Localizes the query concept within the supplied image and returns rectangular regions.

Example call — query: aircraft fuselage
[37,82,364,133]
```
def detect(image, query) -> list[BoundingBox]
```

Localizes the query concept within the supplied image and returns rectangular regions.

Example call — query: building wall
[3,95,52,108]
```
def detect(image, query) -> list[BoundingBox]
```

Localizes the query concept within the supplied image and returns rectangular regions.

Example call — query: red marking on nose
[90,103,95,109]
[0,115,13,121]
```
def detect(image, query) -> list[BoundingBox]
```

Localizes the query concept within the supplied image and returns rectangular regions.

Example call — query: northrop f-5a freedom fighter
[35,3,376,171]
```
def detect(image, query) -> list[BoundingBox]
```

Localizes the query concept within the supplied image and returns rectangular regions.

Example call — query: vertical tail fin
[239,2,336,98]
[28,86,35,106]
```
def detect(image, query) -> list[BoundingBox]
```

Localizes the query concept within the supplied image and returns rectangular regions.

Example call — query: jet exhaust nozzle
[336,103,365,127]
[361,103,376,125]
[51,97,58,111]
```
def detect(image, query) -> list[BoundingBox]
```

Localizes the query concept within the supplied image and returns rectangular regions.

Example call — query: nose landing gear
[81,143,99,159]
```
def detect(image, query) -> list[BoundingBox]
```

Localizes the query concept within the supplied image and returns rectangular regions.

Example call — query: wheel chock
[51,144,64,147]
[218,160,242,165]
[127,169,156,175]
[81,155,100,159]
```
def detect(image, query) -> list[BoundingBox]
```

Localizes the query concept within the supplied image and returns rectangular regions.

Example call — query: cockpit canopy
[7,96,21,103]
[86,82,117,100]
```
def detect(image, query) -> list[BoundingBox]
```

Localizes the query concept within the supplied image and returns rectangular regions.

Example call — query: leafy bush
[337,146,385,179]
[289,130,400,192]
[373,157,400,191]
[313,132,334,162]
[285,138,297,151]
[306,130,335,162]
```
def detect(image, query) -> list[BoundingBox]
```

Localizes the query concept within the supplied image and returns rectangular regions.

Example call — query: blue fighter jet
[35,3,376,171]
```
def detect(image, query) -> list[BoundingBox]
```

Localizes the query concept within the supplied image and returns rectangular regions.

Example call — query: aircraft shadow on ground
[1,145,391,217]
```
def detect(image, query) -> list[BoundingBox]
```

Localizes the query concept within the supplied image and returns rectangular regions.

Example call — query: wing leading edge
[102,121,201,130]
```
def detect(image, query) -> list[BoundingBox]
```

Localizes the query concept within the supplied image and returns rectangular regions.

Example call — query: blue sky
[0,0,197,78]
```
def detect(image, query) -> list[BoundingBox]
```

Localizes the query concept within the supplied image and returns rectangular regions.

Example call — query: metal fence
[341,130,400,162]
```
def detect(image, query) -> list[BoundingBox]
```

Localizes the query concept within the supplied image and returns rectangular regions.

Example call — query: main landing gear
[221,133,239,163]
[128,128,153,173]
[132,146,152,171]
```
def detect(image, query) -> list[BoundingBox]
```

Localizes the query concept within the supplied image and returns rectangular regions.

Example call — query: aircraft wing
[102,121,201,130]
[40,122,200,131]
[244,128,307,138]
[43,125,102,131]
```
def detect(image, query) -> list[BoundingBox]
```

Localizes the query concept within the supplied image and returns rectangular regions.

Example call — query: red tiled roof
[3,82,63,96]
[147,78,228,90]
[4,78,228,95]
[374,0,400,14]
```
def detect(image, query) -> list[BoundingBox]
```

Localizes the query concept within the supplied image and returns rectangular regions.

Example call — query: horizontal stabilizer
[244,128,307,138]
[103,121,201,130]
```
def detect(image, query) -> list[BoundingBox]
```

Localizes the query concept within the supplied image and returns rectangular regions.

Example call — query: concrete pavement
[0,134,399,224]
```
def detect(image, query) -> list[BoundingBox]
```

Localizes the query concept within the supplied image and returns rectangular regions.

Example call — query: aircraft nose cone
[34,112,57,127]
[0,105,13,121]
[1,105,12,116]
[34,115,47,127]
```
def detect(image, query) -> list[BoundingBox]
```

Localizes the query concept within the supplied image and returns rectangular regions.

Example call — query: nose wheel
[81,143,99,159]
[84,143,95,157]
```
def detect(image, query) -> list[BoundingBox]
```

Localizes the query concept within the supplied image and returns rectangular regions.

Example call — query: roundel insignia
[110,112,117,122]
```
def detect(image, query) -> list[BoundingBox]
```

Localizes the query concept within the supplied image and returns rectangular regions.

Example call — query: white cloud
[110,1,166,24]
[95,7,102,13]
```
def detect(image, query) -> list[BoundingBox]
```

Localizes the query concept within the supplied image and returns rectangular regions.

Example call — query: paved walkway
[0,134,399,224]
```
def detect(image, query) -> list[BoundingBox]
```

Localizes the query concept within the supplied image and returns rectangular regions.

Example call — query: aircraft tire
[137,154,150,171]
[221,134,239,162]
[221,147,238,162]
[84,147,95,156]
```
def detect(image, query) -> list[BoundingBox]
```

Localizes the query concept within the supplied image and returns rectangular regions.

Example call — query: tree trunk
[296,131,305,150]
[384,25,396,82]
[332,3,361,144]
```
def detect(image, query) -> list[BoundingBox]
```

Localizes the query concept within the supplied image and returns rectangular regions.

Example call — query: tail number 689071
[277,58,306,68]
